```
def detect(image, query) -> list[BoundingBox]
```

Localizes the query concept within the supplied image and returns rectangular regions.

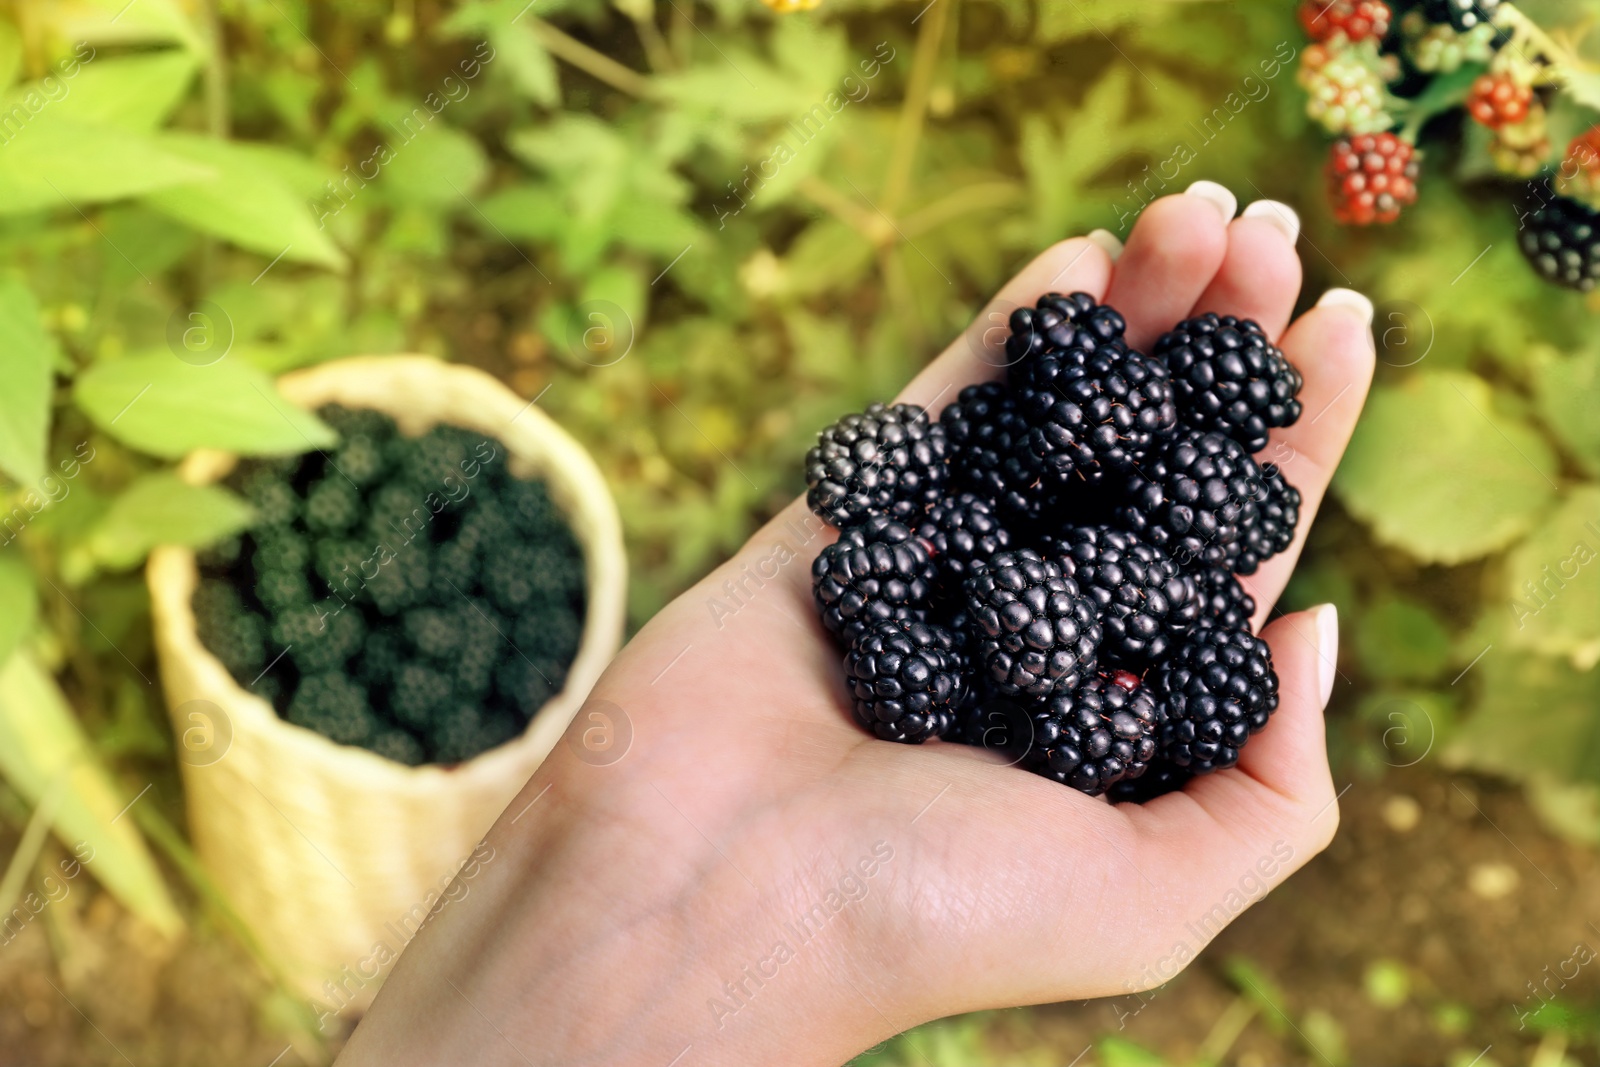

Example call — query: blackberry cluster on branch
[1518,191,1600,292]
[193,405,587,766]
[804,294,1301,800]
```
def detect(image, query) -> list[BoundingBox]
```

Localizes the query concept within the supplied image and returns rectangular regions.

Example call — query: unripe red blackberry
[1466,73,1532,130]
[1299,0,1391,43]
[1327,132,1420,226]
[805,403,949,527]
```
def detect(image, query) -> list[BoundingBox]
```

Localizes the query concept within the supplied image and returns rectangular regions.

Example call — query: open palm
[340,186,1376,1067]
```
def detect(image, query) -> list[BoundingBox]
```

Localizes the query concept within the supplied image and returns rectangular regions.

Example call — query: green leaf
[1356,597,1452,682]
[0,552,36,665]
[83,473,253,573]
[74,353,336,459]
[1563,70,1600,114]
[379,121,489,206]
[1504,485,1600,668]
[0,648,182,937]
[1095,1036,1172,1067]
[1334,371,1559,564]
[1532,344,1600,477]
[1444,650,1600,784]
[440,0,567,105]
[0,280,56,485]
[5,50,198,131]
[141,134,346,270]
[0,119,212,215]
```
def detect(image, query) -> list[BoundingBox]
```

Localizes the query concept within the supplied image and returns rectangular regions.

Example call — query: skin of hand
[336,185,1377,1067]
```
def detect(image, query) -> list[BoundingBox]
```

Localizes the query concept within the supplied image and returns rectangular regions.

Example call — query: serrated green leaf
[0,119,212,215]
[1356,597,1452,682]
[1532,344,1600,476]
[0,648,182,937]
[141,134,346,270]
[83,473,252,573]
[74,354,335,459]
[1504,485,1600,667]
[491,22,561,105]
[1334,371,1559,564]
[0,553,36,666]
[0,281,56,486]
[4,50,198,132]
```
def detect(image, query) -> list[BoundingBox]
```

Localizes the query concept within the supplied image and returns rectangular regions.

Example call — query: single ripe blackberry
[1518,192,1600,292]
[1116,432,1265,570]
[1420,0,1499,32]
[1107,759,1193,803]
[1234,463,1301,576]
[1153,314,1303,454]
[1044,526,1199,665]
[804,403,949,527]
[288,674,378,745]
[914,493,1011,593]
[811,518,935,645]
[1014,345,1178,485]
[1003,291,1126,371]
[1190,566,1257,632]
[938,383,1039,521]
[389,662,454,733]
[962,549,1101,697]
[1026,672,1163,796]
[239,467,301,528]
[304,476,362,534]
[1154,630,1279,774]
[843,619,965,743]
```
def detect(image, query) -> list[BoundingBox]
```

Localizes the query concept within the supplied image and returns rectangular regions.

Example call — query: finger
[1186,200,1304,341]
[1104,182,1234,352]
[894,236,1115,410]
[1239,291,1376,625]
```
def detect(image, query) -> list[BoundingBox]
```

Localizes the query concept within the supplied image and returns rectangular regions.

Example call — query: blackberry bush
[194,405,588,766]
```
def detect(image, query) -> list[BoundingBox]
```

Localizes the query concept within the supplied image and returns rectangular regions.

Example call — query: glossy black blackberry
[1026,672,1163,796]
[1154,630,1279,773]
[938,383,1039,521]
[1115,432,1265,569]
[1014,346,1178,485]
[804,403,949,527]
[914,492,1012,592]
[1234,463,1301,576]
[811,518,935,645]
[1190,566,1257,632]
[1107,759,1193,803]
[1154,314,1303,453]
[962,549,1101,697]
[1518,192,1600,292]
[1003,291,1127,370]
[844,619,965,743]
[1420,0,1499,32]
[1044,526,1200,665]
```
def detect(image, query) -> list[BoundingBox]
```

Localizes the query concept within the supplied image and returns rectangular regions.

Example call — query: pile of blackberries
[194,406,587,766]
[807,294,1304,800]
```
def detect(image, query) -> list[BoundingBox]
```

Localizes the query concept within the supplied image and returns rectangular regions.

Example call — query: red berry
[1560,125,1600,187]
[1466,73,1532,129]
[1109,669,1142,693]
[1299,0,1393,43]
[1326,133,1420,226]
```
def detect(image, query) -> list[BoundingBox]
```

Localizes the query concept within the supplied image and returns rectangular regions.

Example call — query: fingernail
[1184,180,1237,222]
[1086,228,1124,261]
[1313,603,1339,709]
[1316,287,1374,325]
[1242,199,1300,244]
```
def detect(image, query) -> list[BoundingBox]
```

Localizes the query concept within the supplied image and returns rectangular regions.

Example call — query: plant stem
[880,0,951,217]
[797,176,890,244]
[632,7,676,73]
[898,180,1022,239]
[527,17,656,98]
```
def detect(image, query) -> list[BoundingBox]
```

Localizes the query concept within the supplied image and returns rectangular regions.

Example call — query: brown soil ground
[2,763,1597,1066]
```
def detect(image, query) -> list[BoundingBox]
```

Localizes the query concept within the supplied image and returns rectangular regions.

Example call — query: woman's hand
[338,183,1377,1067]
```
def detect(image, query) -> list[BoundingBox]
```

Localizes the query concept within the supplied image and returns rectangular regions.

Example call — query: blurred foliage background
[0,0,1598,1063]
